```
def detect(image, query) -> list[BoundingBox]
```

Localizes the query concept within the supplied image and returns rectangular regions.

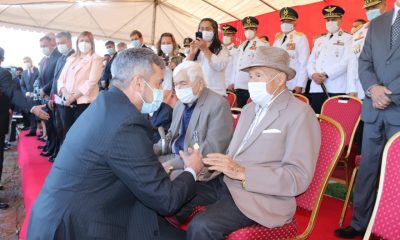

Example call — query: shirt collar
[394,3,400,22]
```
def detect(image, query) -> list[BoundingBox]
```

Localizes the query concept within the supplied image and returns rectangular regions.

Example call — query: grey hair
[111,48,165,88]
[56,32,72,40]
[172,60,204,84]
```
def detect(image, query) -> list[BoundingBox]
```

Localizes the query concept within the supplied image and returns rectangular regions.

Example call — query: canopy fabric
[0,0,323,44]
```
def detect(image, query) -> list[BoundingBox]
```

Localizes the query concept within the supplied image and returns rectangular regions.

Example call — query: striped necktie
[391,10,400,48]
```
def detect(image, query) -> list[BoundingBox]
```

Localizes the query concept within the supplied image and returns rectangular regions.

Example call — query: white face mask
[244,29,256,40]
[248,73,280,107]
[366,9,382,21]
[140,80,163,114]
[57,44,69,55]
[184,48,190,55]
[222,36,232,45]
[281,23,294,33]
[161,44,173,55]
[131,40,141,48]
[106,47,115,55]
[78,41,91,54]
[202,31,214,42]
[25,62,32,69]
[175,87,198,104]
[326,21,340,33]
[41,47,51,56]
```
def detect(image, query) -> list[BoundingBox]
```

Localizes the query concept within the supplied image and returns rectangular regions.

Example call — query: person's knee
[187,213,212,237]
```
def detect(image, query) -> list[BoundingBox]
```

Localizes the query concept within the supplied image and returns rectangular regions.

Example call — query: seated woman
[177,47,321,240]
[155,61,233,180]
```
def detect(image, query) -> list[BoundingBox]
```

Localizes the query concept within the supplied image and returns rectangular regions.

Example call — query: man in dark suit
[335,0,400,238]
[46,32,75,162]
[28,48,203,239]
[20,57,40,136]
[99,40,117,90]
[0,47,49,210]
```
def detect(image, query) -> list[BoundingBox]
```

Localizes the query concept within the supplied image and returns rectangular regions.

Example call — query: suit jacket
[99,52,117,89]
[149,102,173,143]
[161,88,233,180]
[27,87,196,240]
[57,52,103,104]
[50,49,75,97]
[0,67,32,134]
[39,49,62,95]
[359,10,400,125]
[224,90,321,228]
[20,67,39,94]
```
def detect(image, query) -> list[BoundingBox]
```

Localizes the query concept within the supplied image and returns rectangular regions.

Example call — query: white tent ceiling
[0,0,323,44]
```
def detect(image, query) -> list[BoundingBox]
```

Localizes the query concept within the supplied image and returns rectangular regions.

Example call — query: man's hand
[203,153,245,181]
[311,73,326,85]
[227,84,235,92]
[293,87,303,94]
[370,85,392,110]
[179,148,204,177]
[31,105,50,120]
[101,80,106,88]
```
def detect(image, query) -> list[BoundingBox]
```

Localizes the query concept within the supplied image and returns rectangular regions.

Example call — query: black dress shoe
[0,185,4,190]
[334,226,365,238]
[48,156,55,163]
[0,202,9,209]
[37,145,47,150]
[21,126,30,131]
[40,151,53,157]
[25,132,36,137]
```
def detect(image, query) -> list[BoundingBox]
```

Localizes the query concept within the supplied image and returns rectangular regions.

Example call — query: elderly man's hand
[179,148,204,177]
[311,73,326,85]
[31,105,50,120]
[370,85,392,110]
[203,153,245,181]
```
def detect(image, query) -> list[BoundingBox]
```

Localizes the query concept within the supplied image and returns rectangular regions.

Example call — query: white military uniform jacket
[273,30,310,91]
[230,37,269,90]
[224,43,238,88]
[307,29,352,93]
[347,23,369,99]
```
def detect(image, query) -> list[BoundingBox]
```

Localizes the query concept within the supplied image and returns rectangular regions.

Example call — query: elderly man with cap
[177,46,321,240]
[228,16,269,107]
[222,25,238,90]
[273,7,310,94]
[155,60,233,181]
[307,5,352,113]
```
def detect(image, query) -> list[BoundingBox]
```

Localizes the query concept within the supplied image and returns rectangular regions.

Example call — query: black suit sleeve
[0,69,32,112]
[107,118,196,216]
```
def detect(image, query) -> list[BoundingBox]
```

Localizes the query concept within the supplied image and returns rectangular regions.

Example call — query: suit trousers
[309,92,345,114]
[351,112,400,231]
[235,89,250,108]
[53,105,64,157]
[59,104,89,137]
[0,133,4,182]
[176,176,255,240]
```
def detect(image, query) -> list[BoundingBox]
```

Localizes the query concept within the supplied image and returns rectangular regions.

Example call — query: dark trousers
[351,113,400,231]
[53,105,64,157]
[309,92,345,114]
[0,133,5,182]
[28,113,37,133]
[235,89,250,108]
[44,107,56,154]
[59,104,89,138]
[176,176,255,240]
[21,110,30,128]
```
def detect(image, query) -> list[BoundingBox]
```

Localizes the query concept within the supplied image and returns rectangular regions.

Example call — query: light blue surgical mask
[140,80,163,114]
[175,87,198,104]
[106,47,115,55]
[131,40,141,48]
[366,9,382,21]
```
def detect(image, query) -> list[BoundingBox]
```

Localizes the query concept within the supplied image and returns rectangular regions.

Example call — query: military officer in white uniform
[347,0,387,99]
[228,16,269,107]
[273,7,310,94]
[307,5,352,113]
[222,25,238,89]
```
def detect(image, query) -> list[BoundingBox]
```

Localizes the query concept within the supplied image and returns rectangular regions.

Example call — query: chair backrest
[364,131,400,240]
[231,108,241,129]
[321,95,362,158]
[295,114,345,239]
[226,91,237,108]
[293,93,310,104]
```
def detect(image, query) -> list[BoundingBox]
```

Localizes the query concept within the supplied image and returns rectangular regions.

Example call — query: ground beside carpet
[18,132,361,240]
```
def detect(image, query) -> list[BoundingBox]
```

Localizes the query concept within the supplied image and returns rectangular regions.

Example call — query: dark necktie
[391,10,400,48]
[329,34,334,39]
[243,40,250,51]
[281,35,287,45]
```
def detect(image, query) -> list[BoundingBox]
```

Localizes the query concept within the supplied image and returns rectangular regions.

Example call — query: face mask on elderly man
[175,87,198,104]
[248,73,281,107]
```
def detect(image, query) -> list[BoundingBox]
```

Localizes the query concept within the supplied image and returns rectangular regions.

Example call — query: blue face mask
[366,9,382,21]
[140,80,163,114]
[131,40,141,48]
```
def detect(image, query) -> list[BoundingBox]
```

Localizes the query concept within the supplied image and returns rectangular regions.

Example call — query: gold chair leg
[339,167,359,227]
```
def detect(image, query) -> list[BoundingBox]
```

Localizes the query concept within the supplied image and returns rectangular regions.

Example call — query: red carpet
[18,131,52,240]
[17,131,361,240]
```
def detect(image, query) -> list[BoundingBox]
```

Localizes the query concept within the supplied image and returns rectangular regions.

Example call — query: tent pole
[151,0,158,45]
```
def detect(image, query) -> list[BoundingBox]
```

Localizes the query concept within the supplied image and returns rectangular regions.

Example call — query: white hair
[173,60,204,83]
